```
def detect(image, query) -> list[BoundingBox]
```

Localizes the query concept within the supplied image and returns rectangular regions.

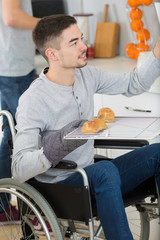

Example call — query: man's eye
[72,42,77,46]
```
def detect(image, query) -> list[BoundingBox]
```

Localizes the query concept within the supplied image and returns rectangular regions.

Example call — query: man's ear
[45,48,58,61]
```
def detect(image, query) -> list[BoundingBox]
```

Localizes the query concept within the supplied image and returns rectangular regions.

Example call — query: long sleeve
[12,92,52,183]
[87,52,160,97]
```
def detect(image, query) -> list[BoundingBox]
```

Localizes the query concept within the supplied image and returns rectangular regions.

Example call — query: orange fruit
[125,43,135,51]
[137,0,153,6]
[136,42,150,52]
[127,48,139,59]
[128,0,141,8]
[143,0,153,5]
[129,8,143,20]
[125,43,139,59]
[130,19,144,31]
[136,29,150,42]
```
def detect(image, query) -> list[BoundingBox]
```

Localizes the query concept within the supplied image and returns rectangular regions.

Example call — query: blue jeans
[0,70,35,211]
[58,143,160,240]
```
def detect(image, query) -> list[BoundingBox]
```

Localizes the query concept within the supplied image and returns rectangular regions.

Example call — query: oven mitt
[42,120,87,167]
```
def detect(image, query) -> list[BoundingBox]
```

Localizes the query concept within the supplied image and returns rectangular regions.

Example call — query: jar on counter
[87,44,94,58]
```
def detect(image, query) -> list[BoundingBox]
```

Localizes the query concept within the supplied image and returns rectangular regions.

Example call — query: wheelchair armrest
[53,160,77,170]
[94,139,149,149]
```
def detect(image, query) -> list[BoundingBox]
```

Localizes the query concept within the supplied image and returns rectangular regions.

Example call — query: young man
[12,15,160,240]
[0,0,40,224]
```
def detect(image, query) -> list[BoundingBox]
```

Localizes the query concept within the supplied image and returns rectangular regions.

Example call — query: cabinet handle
[125,106,152,113]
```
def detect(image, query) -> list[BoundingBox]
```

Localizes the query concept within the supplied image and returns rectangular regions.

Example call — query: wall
[63,0,160,56]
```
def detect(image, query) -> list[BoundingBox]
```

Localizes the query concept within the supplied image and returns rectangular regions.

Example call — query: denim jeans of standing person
[58,143,160,240]
[0,70,35,212]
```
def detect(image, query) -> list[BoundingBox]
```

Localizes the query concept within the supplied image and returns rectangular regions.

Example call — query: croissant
[97,107,115,123]
[81,118,108,133]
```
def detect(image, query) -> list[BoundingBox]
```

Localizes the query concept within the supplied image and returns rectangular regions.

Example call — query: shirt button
[81,112,83,115]
[76,96,78,99]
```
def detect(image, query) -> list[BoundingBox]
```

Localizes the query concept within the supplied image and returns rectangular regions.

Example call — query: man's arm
[153,37,160,60]
[2,0,40,29]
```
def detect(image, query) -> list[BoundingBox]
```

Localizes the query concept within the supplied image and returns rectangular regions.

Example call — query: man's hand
[153,37,160,60]
[42,120,88,167]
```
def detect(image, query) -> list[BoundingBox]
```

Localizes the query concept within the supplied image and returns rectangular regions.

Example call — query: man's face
[56,24,88,68]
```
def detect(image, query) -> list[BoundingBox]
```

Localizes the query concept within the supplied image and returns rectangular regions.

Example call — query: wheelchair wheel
[126,204,149,240]
[0,178,64,240]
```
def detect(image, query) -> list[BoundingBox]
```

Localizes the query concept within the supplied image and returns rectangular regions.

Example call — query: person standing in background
[0,0,40,223]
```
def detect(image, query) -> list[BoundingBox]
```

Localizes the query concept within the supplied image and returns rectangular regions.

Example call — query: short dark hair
[32,14,77,60]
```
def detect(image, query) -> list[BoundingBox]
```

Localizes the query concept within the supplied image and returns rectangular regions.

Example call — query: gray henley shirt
[12,52,160,183]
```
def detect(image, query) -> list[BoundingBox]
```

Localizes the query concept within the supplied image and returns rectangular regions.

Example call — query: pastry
[97,107,115,123]
[81,118,108,133]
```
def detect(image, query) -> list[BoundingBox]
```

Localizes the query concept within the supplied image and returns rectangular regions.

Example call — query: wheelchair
[0,110,159,240]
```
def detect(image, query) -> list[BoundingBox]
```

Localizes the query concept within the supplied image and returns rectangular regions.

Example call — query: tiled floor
[0,227,55,240]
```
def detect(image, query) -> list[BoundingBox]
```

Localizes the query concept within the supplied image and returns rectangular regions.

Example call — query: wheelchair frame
[0,110,159,240]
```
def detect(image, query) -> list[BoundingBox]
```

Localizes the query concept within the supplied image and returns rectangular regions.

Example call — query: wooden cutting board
[94,4,120,58]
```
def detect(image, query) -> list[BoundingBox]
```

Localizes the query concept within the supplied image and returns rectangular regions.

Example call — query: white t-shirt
[0,0,35,76]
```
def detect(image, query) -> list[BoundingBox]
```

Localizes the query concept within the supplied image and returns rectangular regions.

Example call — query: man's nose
[80,41,87,51]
